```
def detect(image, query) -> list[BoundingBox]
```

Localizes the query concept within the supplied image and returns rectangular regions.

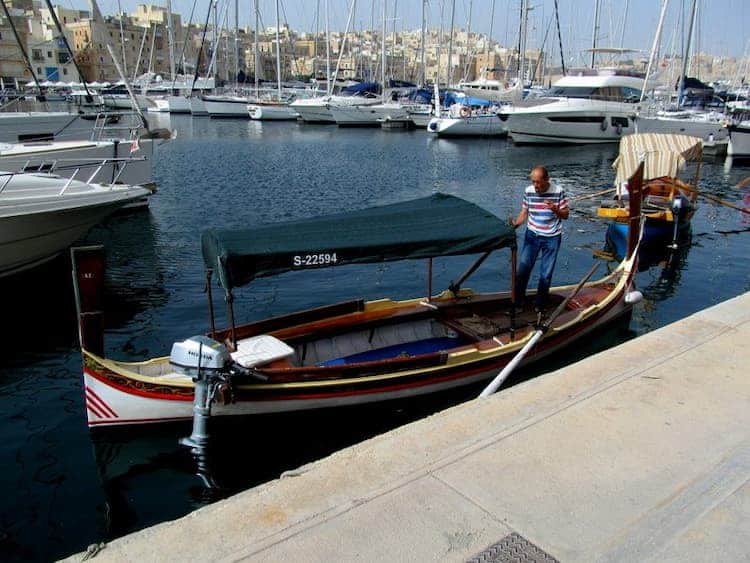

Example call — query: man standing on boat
[510,165,569,312]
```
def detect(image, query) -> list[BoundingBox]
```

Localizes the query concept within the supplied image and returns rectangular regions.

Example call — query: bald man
[510,165,569,312]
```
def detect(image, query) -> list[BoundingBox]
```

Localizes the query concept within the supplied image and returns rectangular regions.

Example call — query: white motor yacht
[498,71,645,144]
[0,171,152,277]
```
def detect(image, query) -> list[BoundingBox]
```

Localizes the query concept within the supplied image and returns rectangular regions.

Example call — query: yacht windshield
[550,86,641,102]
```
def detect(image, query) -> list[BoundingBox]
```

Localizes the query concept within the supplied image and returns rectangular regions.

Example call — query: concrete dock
[67,293,750,562]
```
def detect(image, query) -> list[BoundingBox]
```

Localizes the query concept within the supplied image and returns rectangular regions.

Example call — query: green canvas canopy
[202,193,517,291]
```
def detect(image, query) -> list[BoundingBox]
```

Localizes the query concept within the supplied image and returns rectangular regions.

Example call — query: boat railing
[90,111,145,142]
[0,156,147,193]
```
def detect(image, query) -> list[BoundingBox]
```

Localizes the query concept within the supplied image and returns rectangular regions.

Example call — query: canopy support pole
[510,246,517,338]
[448,250,492,294]
[206,269,216,339]
[427,258,433,301]
[225,290,237,350]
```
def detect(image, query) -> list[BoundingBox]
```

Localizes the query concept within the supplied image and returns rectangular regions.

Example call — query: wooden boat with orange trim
[73,169,645,431]
[597,133,702,257]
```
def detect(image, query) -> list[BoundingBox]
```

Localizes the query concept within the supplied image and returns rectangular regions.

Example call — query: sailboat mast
[275,0,282,97]
[420,0,426,86]
[133,24,149,81]
[325,0,330,94]
[640,0,669,104]
[234,0,238,85]
[677,0,698,106]
[254,0,259,97]
[483,0,496,81]
[446,0,455,87]
[590,0,600,68]
[116,0,128,76]
[519,0,527,86]
[166,0,176,80]
[381,0,386,99]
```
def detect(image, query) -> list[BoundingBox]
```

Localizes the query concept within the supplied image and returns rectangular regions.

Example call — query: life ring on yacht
[459,106,471,118]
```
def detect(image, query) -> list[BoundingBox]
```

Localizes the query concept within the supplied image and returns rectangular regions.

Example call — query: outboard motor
[172,335,271,485]
[669,195,691,249]
[170,335,233,379]
[172,336,234,460]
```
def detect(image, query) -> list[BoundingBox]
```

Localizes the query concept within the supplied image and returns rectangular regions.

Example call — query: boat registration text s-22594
[293,253,338,267]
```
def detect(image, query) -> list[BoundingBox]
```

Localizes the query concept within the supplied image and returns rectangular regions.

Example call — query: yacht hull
[0,176,151,277]
[428,114,507,137]
[728,123,750,157]
[248,104,299,120]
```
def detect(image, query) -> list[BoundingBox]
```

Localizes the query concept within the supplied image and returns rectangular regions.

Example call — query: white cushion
[231,335,294,368]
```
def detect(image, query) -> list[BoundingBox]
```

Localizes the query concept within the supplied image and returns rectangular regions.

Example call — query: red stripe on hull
[85,399,108,419]
[85,386,118,418]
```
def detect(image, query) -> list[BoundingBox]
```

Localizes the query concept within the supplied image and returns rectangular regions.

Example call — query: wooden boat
[73,176,645,431]
[597,133,702,258]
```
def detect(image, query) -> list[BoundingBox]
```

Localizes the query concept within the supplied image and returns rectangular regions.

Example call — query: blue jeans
[515,230,562,309]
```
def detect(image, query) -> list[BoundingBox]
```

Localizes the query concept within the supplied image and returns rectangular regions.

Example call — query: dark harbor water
[1,115,749,561]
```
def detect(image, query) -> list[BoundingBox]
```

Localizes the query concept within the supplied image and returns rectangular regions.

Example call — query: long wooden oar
[479,263,600,398]
[677,182,750,215]
[735,176,750,190]
[570,187,617,203]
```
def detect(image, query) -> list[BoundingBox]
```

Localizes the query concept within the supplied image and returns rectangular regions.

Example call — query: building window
[63,16,67,23]
[47,51,52,58]
[63,68,68,75]
[37,67,42,74]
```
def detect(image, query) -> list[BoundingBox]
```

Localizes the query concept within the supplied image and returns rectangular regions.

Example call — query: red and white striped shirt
[522,183,568,237]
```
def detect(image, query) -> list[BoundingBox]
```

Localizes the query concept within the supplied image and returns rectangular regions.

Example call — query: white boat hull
[190,96,209,116]
[727,123,750,157]
[102,94,151,111]
[248,103,299,120]
[329,102,399,126]
[291,100,335,123]
[0,175,151,276]
[80,294,632,427]
[428,114,507,137]
[203,96,253,118]
[633,114,728,142]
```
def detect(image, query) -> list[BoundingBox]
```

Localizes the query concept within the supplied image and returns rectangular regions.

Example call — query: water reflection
[82,211,167,333]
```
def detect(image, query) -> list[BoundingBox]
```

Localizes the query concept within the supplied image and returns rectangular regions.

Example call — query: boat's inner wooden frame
[205,246,520,354]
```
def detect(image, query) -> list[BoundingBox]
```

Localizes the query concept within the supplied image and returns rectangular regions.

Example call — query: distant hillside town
[1,0,747,90]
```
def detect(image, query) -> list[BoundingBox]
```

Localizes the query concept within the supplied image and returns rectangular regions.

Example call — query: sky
[62,0,750,63]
